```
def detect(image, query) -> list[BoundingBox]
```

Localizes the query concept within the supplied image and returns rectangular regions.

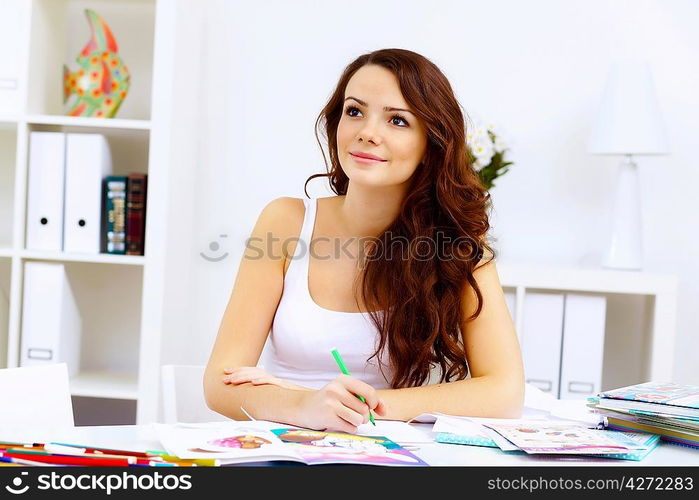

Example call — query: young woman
[204,48,524,433]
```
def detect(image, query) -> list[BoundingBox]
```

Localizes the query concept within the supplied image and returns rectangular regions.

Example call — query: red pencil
[0,452,132,467]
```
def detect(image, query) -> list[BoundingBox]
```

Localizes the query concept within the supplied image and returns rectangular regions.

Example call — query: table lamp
[587,61,669,270]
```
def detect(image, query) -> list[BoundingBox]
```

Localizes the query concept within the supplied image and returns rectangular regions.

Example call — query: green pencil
[330,348,376,425]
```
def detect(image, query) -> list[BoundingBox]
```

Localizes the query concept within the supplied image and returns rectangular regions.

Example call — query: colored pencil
[0,444,44,452]
[49,442,151,458]
[0,457,23,466]
[0,454,58,466]
[158,455,219,466]
[41,445,138,462]
[0,451,131,467]
[0,441,42,448]
[331,347,376,425]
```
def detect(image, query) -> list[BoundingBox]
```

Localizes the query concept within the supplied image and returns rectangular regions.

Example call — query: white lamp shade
[588,61,669,155]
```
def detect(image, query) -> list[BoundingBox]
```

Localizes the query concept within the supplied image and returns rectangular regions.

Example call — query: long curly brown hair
[304,48,496,388]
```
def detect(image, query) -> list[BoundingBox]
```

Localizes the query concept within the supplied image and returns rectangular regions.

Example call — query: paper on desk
[432,415,510,450]
[357,420,433,444]
[524,383,603,426]
[482,421,634,455]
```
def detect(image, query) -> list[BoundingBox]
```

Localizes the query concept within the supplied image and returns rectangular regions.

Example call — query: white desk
[1,423,696,467]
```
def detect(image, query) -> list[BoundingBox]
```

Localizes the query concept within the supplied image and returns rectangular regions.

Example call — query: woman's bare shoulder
[252,198,308,269]
[256,197,305,235]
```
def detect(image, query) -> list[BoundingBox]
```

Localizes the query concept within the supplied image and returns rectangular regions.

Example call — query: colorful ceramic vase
[63,9,130,118]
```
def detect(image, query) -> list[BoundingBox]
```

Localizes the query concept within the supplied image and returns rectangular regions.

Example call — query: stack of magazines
[588,382,699,449]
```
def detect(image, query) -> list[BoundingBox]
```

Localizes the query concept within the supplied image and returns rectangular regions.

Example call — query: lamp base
[602,155,643,271]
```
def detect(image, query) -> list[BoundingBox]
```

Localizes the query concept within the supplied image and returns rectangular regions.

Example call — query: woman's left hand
[222,366,311,391]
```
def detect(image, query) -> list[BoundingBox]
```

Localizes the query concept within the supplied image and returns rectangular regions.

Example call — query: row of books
[588,381,699,449]
[26,131,147,256]
[105,174,147,255]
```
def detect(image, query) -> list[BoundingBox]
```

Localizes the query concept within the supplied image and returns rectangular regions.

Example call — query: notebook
[590,382,699,449]
[153,421,428,466]
[596,382,699,419]
[432,415,660,460]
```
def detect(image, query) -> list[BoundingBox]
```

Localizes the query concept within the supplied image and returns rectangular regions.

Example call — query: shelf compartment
[26,121,150,179]
[18,261,143,391]
[70,370,138,399]
[27,0,156,120]
[0,259,10,369]
[0,125,16,247]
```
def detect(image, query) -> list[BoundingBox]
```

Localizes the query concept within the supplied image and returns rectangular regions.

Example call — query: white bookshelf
[0,0,172,424]
[498,262,678,387]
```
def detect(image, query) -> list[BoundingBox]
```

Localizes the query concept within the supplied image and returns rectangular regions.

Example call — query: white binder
[520,292,565,397]
[0,285,8,367]
[20,262,81,376]
[0,0,23,115]
[559,294,607,399]
[63,133,113,253]
[26,132,66,251]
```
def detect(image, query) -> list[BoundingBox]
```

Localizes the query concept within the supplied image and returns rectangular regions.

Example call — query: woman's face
[337,64,428,189]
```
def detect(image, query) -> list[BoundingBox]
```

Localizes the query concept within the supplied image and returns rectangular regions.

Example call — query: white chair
[0,363,74,427]
[160,364,229,423]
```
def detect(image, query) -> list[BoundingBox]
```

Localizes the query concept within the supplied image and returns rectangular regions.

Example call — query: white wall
[161,0,698,384]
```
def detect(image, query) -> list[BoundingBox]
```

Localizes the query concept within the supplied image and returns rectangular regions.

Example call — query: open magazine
[153,421,428,466]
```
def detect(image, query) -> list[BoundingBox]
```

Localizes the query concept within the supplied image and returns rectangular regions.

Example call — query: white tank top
[260,197,394,390]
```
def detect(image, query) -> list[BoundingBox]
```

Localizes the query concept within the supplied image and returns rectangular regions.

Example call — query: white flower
[473,125,488,138]
[473,155,491,171]
[470,136,494,158]
[494,136,508,153]
[466,119,509,171]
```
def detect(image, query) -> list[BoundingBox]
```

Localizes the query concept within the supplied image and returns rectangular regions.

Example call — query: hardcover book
[125,173,148,256]
[104,176,127,254]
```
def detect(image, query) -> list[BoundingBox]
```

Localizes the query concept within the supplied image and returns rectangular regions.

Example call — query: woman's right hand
[294,375,388,434]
